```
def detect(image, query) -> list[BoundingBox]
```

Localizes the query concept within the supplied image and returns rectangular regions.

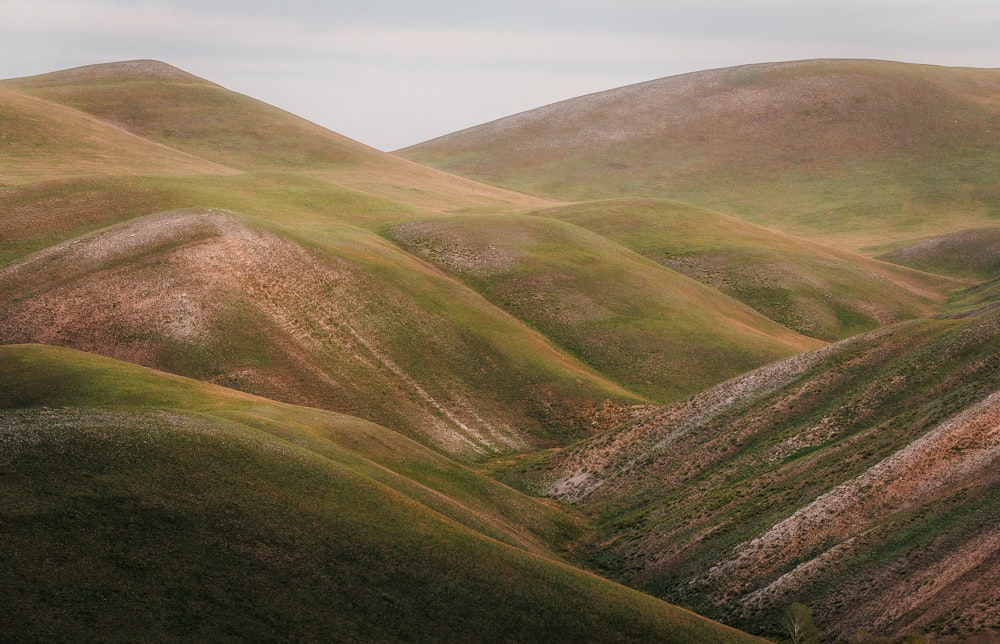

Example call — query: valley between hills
[1,58,998,642]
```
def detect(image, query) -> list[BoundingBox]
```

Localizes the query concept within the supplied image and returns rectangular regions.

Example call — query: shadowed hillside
[523,302,1000,641]
[399,59,1000,252]
[0,344,762,643]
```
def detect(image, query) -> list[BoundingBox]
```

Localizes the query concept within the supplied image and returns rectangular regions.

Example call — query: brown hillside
[0,209,640,458]
[399,59,1000,250]
[526,306,1000,641]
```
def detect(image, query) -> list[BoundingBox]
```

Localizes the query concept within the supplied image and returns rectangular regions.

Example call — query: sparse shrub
[782,602,820,644]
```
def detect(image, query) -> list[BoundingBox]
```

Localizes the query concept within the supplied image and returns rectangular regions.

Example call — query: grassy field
[0,344,762,643]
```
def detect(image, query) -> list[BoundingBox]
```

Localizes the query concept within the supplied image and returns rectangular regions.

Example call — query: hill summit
[399,58,1000,251]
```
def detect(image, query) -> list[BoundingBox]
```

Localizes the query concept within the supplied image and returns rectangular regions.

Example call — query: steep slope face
[526,305,1000,641]
[529,199,962,341]
[0,209,640,458]
[389,214,821,403]
[4,60,548,214]
[0,345,762,643]
[399,59,1000,250]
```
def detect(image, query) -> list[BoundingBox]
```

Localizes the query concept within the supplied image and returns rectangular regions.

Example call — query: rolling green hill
[0,208,643,458]
[0,344,761,643]
[526,198,964,341]
[399,59,1000,253]
[878,226,1000,280]
[2,60,549,214]
[3,58,998,642]
[389,213,822,402]
[0,84,237,185]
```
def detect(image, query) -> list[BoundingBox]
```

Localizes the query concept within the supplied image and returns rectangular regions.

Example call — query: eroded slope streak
[532,308,1000,640]
[0,209,633,457]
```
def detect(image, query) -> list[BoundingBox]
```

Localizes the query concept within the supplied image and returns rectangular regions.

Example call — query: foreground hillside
[0,345,760,643]
[523,300,999,641]
[399,59,1000,253]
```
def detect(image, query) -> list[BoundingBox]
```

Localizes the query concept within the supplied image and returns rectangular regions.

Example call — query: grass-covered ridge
[389,213,821,402]
[399,59,1000,253]
[0,209,642,458]
[3,60,549,215]
[0,344,762,643]
[527,198,962,340]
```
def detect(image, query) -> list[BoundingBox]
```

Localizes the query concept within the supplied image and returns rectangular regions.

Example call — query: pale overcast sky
[3,0,1000,150]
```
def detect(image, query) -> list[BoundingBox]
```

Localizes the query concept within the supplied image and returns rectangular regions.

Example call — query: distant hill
[3,60,548,214]
[524,198,963,341]
[879,227,1000,280]
[399,59,1000,252]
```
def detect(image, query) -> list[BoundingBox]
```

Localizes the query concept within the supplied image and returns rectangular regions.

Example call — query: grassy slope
[529,198,964,341]
[7,58,995,641]
[878,226,1000,280]
[521,301,1000,641]
[399,59,1000,252]
[0,208,642,458]
[0,61,658,458]
[389,213,821,403]
[0,172,430,268]
[4,60,549,215]
[1,60,840,449]
[0,344,761,643]
[0,85,237,185]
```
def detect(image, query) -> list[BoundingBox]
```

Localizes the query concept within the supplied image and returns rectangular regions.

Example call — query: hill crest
[10,59,215,87]
[399,58,1000,251]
